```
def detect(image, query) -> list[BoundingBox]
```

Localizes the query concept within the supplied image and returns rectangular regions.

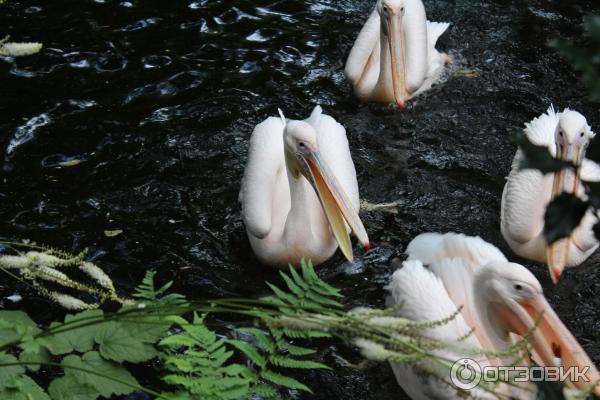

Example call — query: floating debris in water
[5,293,22,303]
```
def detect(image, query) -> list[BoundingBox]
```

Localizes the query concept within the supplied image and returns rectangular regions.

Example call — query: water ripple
[120,17,162,32]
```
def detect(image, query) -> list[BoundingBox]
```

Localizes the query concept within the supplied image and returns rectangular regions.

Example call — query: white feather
[240,106,361,267]
[345,0,450,104]
[386,257,493,400]
[501,107,600,266]
[240,117,285,239]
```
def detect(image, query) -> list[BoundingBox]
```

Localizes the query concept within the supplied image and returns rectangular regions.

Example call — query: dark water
[1,0,600,398]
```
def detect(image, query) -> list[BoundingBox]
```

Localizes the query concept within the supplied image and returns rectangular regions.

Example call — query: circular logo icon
[450,358,481,390]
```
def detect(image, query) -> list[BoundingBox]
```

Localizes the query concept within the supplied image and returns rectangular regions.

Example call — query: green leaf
[44,310,104,355]
[269,354,329,369]
[253,383,281,400]
[227,340,267,367]
[216,380,250,399]
[276,341,316,356]
[61,351,139,398]
[118,312,173,344]
[0,352,25,390]
[0,375,50,400]
[48,376,98,400]
[300,259,343,299]
[305,290,343,308]
[266,283,299,306]
[19,345,51,372]
[237,328,276,353]
[94,321,158,363]
[159,334,198,348]
[0,311,41,347]
[260,369,312,392]
[288,265,310,291]
[160,392,189,400]
[279,271,305,298]
[132,271,187,306]
[544,193,589,244]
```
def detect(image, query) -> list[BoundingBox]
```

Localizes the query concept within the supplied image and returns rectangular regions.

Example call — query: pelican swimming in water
[387,232,600,399]
[345,0,451,109]
[501,107,599,282]
[240,106,370,268]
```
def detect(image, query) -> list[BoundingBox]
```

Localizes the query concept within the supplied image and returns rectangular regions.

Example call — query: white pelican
[345,0,451,109]
[239,106,370,268]
[386,232,600,399]
[501,107,599,282]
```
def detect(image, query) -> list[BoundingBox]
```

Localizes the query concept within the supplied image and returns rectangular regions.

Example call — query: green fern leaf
[269,355,329,370]
[300,259,342,298]
[164,356,194,373]
[159,334,198,348]
[280,328,331,339]
[253,383,281,400]
[205,338,227,354]
[227,339,267,367]
[288,265,310,291]
[212,349,234,368]
[279,271,305,298]
[132,271,157,300]
[216,382,250,400]
[237,328,276,353]
[305,290,343,308]
[222,364,256,379]
[266,283,300,306]
[260,369,312,392]
[276,341,316,356]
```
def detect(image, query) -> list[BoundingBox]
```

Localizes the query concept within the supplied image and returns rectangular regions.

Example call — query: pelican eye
[580,132,584,137]
[298,141,306,149]
[514,284,523,291]
[559,131,564,137]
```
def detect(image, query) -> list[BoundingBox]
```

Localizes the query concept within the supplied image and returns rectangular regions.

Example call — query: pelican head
[555,110,594,164]
[548,110,595,282]
[375,0,427,110]
[475,261,600,393]
[282,120,370,262]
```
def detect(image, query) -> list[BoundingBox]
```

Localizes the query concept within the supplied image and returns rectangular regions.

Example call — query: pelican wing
[426,21,450,49]
[344,7,380,86]
[580,158,600,182]
[240,116,285,239]
[500,107,559,247]
[406,232,507,268]
[386,260,475,340]
[406,232,507,331]
[386,260,490,400]
[306,106,360,211]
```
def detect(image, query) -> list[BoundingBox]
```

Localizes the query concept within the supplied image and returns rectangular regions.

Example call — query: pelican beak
[297,149,370,262]
[547,142,585,283]
[496,295,600,394]
[386,13,407,110]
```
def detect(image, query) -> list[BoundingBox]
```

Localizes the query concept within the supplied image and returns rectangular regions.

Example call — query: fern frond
[254,383,281,400]
[227,339,267,367]
[237,328,276,353]
[268,354,329,370]
[260,369,312,392]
